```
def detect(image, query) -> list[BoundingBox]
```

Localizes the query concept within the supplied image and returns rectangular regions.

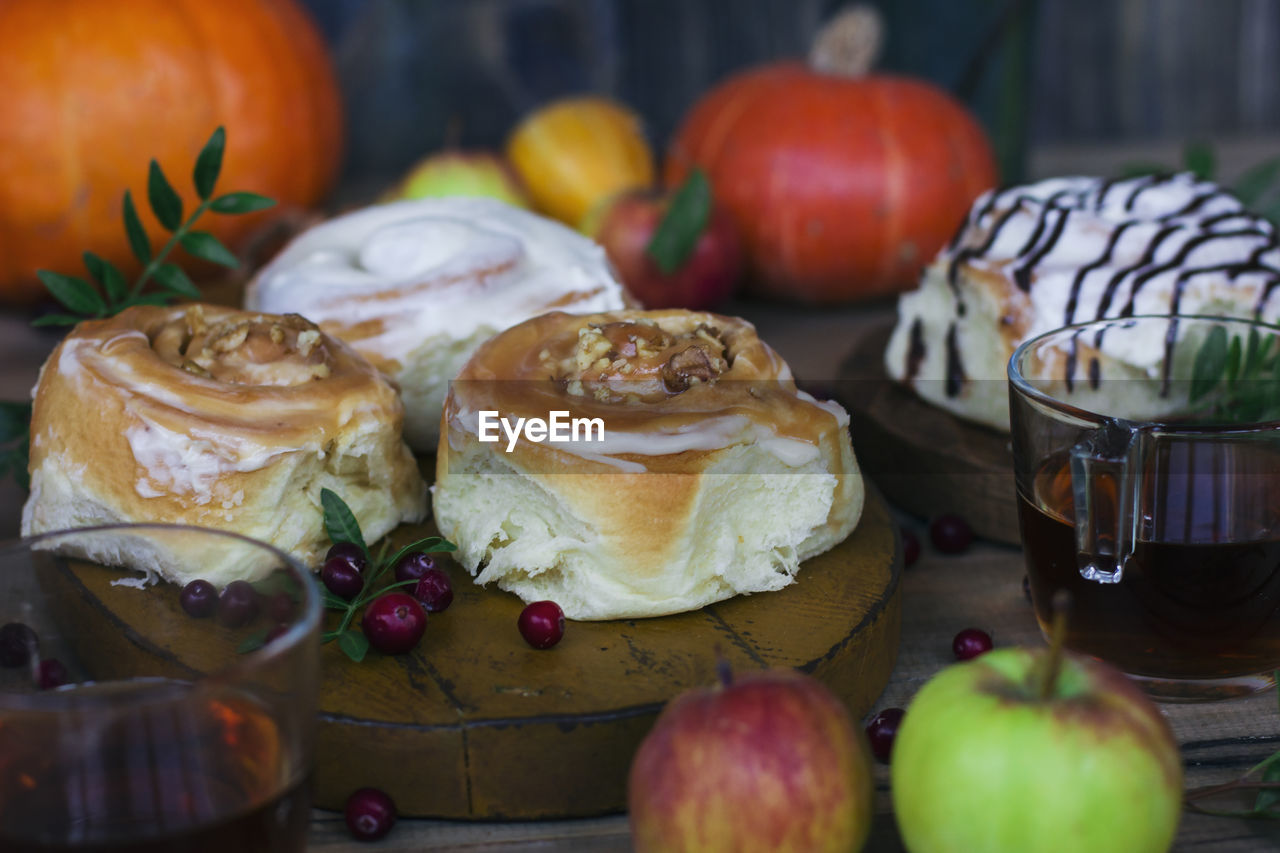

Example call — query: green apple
[891,647,1182,853]
[386,150,531,208]
[627,666,873,853]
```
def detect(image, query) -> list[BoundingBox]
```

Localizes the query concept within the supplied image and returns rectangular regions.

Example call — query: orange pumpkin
[665,13,997,304]
[0,0,343,305]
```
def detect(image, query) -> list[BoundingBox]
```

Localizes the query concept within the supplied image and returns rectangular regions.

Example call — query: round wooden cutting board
[837,319,1021,545]
[43,489,901,820]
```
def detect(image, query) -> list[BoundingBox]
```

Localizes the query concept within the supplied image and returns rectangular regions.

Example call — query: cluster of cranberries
[323,544,456,655]
[0,621,69,690]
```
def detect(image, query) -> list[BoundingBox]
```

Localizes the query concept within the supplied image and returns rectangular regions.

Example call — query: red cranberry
[266,592,297,624]
[953,627,994,661]
[362,593,427,655]
[322,558,364,601]
[412,569,453,613]
[901,529,921,566]
[865,707,905,764]
[0,622,37,668]
[179,579,218,618]
[344,786,396,841]
[326,542,367,573]
[37,658,68,690]
[217,581,260,628]
[393,552,437,584]
[930,513,974,554]
[518,601,565,649]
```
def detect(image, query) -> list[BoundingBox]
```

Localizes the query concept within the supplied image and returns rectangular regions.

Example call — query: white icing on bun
[21,305,427,586]
[245,198,629,450]
[885,173,1280,430]
[433,309,864,620]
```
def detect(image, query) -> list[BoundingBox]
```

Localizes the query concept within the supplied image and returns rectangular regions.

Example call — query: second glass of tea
[1010,315,1280,701]
[0,524,322,851]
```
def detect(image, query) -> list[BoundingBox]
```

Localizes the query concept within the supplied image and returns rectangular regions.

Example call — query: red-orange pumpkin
[665,63,997,304]
[0,0,343,305]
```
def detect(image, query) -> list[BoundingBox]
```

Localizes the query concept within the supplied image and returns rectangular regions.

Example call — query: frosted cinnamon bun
[245,197,629,451]
[21,304,427,586]
[433,309,863,620]
[885,173,1280,430]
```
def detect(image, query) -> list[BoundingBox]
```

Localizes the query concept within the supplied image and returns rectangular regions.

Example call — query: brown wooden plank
[53,487,901,821]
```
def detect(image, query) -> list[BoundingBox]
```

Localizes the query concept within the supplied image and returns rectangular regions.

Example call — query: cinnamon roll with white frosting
[886,173,1280,430]
[433,309,863,620]
[21,304,427,586]
[245,197,629,451]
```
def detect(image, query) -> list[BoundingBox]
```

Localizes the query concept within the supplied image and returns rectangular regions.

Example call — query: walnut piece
[549,319,729,403]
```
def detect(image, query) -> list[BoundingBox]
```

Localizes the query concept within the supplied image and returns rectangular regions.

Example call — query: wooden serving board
[43,489,900,821]
[837,319,1021,546]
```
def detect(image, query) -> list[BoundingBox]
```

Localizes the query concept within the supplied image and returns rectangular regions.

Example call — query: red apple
[590,189,743,310]
[891,647,1182,853]
[627,665,873,852]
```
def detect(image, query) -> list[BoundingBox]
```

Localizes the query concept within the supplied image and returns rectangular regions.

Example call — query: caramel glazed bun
[21,305,427,587]
[886,172,1280,431]
[433,309,864,620]
[245,197,629,452]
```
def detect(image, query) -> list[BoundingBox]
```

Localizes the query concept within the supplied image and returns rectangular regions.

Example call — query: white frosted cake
[246,197,629,450]
[885,173,1280,430]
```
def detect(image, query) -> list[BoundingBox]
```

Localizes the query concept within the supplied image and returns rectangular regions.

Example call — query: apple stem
[1037,591,1071,702]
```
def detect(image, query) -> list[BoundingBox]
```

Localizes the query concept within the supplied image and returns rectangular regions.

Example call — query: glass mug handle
[1068,419,1145,584]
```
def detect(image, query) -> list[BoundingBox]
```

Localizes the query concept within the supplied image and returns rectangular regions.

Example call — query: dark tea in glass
[0,526,321,849]
[1010,315,1280,700]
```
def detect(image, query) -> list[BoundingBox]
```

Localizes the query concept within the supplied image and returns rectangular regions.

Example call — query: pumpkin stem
[809,5,883,78]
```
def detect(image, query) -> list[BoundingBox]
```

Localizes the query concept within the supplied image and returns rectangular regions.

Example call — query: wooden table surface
[2,300,1278,851]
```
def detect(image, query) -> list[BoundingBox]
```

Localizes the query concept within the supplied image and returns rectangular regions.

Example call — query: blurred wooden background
[299,0,1279,189]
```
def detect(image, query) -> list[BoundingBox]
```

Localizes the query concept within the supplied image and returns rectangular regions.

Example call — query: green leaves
[318,489,456,663]
[647,168,712,275]
[1234,158,1280,207]
[1188,322,1280,423]
[338,631,370,663]
[193,126,225,201]
[180,231,239,268]
[0,401,31,490]
[32,125,277,328]
[321,487,368,558]
[153,263,200,299]
[1184,142,1215,181]
[148,160,184,231]
[211,191,275,215]
[36,271,104,318]
[122,191,152,264]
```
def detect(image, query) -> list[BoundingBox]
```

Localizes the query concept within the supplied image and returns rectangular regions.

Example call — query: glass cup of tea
[1010,314,1280,702]
[0,524,322,851]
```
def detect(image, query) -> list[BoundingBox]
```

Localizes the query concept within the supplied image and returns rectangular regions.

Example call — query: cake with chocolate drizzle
[884,172,1280,430]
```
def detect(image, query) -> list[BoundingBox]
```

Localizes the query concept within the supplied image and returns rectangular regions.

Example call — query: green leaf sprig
[1185,670,1280,819]
[1187,323,1280,424]
[33,126,275,328]
[318,488,457,663]
[646,168,712,275]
